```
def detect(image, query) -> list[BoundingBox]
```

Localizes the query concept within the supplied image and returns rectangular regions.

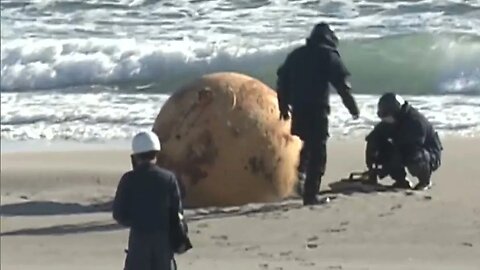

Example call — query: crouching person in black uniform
[113,131,185,270]
[365,93,443,190]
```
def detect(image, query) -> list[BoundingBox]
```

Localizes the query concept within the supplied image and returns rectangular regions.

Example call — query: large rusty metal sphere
[153,72,302,207]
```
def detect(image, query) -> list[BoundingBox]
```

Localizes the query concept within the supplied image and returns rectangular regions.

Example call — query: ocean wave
[1,93,479,141]
[1,33,479,95]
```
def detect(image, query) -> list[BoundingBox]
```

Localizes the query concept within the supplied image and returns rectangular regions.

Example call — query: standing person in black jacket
[113,131,182,270]
[276,22,360,205]
[365,93,443,190]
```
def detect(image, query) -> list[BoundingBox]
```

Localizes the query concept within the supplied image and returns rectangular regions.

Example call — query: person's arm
[169,173,192,253]
[328,51,359,118]
[276,56,291,120]
[399,119,427,161]
[365,122,393,168]
[366,122,393,143]
[169,173,182,215]
[112,173,131,227]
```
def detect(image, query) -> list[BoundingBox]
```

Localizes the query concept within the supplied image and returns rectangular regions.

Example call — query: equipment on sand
[348,163,381,185]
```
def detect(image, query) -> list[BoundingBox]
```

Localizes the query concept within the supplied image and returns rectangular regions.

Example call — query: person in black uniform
[365,93,443,190]
[113,131,182,270]
[276,22,360,205]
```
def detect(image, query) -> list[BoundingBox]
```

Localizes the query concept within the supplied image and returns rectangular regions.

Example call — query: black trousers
[291,107,329,203]
[366,139,437,184]
[124,230,174,270]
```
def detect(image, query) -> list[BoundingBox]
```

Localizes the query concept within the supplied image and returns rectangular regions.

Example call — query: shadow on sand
[0,221,123,237]
[322,177,394,196]
[0,201,119,237]
[1,177,399,237]
[0,201,113,217]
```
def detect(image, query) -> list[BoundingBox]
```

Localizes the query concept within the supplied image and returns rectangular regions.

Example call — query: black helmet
[308,22,339,47]
[377,93,405,118]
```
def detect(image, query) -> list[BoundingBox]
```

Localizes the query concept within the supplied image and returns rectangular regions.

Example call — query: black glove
[279,108,290,121]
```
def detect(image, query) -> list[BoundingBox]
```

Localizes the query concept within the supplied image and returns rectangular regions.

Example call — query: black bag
[170,212,193,254]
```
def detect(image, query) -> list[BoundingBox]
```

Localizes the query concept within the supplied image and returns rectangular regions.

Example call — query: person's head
[377,93,406,124]
[307,22,339,47]
[131,131,161,164]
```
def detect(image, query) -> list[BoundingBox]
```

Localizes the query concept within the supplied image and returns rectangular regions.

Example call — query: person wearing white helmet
[365,93,443,190]
[130,130,162,167]
[113,131,191,270]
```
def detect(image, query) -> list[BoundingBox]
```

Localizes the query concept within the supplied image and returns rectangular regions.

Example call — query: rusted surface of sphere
[153,72,302,207]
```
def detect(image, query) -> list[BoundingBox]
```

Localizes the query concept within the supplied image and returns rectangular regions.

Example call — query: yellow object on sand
[153,72,302,207]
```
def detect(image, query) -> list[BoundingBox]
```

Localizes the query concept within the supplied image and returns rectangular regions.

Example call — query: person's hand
[280,110,290,121]
[279,105,290,120]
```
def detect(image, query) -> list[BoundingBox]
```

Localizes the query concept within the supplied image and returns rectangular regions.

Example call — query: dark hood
[306,23,339,49]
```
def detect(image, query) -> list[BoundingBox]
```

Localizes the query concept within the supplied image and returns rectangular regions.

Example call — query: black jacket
[366,103,443,159]
[276,40,358,116]
[113,163,182,233]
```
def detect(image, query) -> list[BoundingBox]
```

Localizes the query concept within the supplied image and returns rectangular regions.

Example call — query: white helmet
[131,131,161,154]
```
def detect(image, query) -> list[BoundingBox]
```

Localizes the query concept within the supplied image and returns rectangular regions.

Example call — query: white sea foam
[0,38,293,91]
[1,93,479,142]
[1,35,479,93]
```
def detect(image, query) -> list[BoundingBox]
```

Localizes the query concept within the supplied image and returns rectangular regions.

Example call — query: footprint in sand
[405,191,415,196]
[244,245,260,252]
[307,236,319,242]
[259,263,269,269]
[197,223,209,228]
[279,251,293,257]
[259,264,283,270]
[211,235,230,246]
[328,266,343,270]
[390,204,402,211]
[325,228,346,233]
[262,212,286,220]
[258,252,274,258]
[300,261,315,267]
[306,235,320,249]
[461,242,474,247]
[211,235,228,241]
[295,256,316,266]
[379,204,402,217]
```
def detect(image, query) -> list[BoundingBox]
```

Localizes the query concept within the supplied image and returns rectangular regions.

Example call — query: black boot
[366,167,379,185]
[303,174,321,205]
[408,159,433,191]
[389,165,411,189]
[390,178,412,189]
[303,192,320,205]
[413,181,432,191]
[413,172,432,191]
